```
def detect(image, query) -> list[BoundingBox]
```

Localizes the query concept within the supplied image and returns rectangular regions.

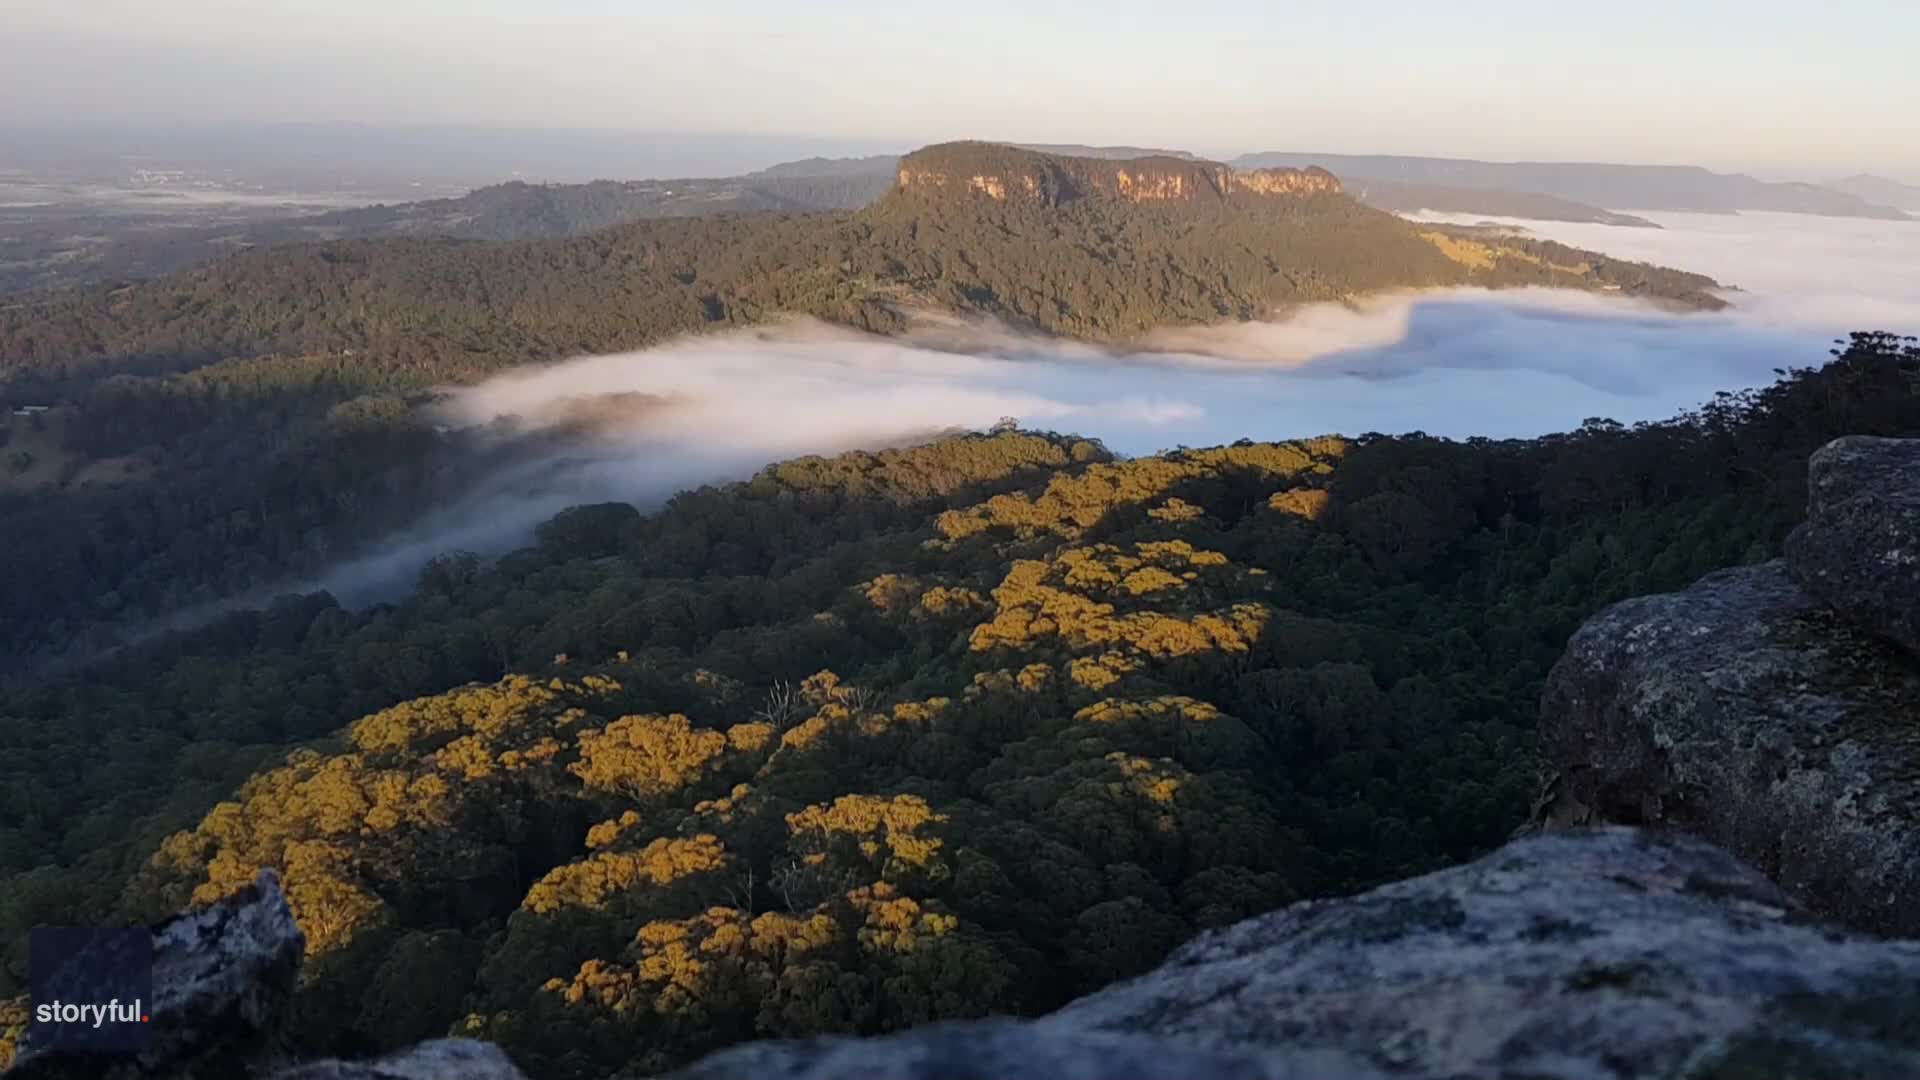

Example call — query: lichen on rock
[1540,435,1920,939]
[1786,435,1920,658]
[666,829,1920,1080]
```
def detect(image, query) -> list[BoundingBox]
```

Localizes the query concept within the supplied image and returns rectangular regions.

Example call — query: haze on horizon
[3,0,1916,181]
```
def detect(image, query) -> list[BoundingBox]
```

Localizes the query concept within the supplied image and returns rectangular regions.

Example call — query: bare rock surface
[668,829,1920,1080]
[1541,436,1920,938]
[1786,434,1920,658]
[9,872,304,1079]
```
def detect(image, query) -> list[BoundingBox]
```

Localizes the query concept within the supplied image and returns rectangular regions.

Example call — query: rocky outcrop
[4,872,522,1080]
[27,831,1919,1079]
[669,829,1920,1080]
[16,734,1920,1079]
[893,142,1340,207]
[16,830,1914,1080]
[19,437,1920,1079]
[1786,435,1920,658]
[1541,435,1920,938]
[665,439,1920,1079]
[8,872,304,1079]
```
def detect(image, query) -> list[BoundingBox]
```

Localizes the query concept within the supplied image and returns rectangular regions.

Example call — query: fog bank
[309,210,1919,603]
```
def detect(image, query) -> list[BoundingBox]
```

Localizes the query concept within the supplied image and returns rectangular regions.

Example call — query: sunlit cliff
[894,141,1342,206]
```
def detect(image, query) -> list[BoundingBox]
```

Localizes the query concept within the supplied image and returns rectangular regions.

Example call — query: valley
[0,142,1745,671]
[3,330,1917,1075]
[1,126,1917,1079]
[23,140,1902,301]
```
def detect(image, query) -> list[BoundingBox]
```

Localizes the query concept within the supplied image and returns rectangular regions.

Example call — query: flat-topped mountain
[0,142,1724,400]
[0,141,1726,667]
[4,143,1781,301]
[894,141,1341,206]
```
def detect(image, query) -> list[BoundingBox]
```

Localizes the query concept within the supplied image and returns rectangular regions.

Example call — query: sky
[3,0,1917,178]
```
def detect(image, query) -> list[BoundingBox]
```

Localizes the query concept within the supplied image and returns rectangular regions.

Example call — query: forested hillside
[0,171,897,300]
[0,144,1725,673]
[2,333,1916,1077]
[0,144,1723,392]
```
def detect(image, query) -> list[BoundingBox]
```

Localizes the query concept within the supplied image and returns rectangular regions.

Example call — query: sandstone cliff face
[893,142,1341,207]
[1540,435,1920,938]
[1228,168,1344,196]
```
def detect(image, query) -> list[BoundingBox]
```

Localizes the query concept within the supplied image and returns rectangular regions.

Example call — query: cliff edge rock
[1541,435,1920,937]
[17,831,1920,1078]
[670,829,1920,1080]
[15,826,1920,1068]
[1785,435,1920,658]
[7,872,304,1079]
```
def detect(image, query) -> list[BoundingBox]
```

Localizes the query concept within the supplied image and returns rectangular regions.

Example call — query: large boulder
[1786,435,1920,659]
[669,829,1920,1080]
[1539,559,1920,937]
[1540,434,1920,939]
[5,873,521,1080]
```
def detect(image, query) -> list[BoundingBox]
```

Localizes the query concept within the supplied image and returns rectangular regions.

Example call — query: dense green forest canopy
[0,142,1722,393]
[0,145,1725,672]
[2,333,1917,1077]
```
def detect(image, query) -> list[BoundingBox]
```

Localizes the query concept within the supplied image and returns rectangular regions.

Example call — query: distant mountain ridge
[0,170,897,297]
[1341,178,1660,228]
[0,141,1725,398]
[14,143,1858,300]
[1233,151,1914,220]
[1826,173,1920,210]
[749,155,902,179]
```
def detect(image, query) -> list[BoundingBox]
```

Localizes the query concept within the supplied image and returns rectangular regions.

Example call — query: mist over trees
[0,161,1722,671]
[0,140,1898,1075]
[2,332,1917,1076]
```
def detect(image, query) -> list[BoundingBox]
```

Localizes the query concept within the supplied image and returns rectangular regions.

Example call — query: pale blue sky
[4,0,1915,176]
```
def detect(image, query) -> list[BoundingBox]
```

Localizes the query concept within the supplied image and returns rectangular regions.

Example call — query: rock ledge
[1541,435,1920,938]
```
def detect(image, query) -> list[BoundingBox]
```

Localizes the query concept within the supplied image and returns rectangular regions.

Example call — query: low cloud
[1409,209,1920,332]
[307,209,1920,604]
